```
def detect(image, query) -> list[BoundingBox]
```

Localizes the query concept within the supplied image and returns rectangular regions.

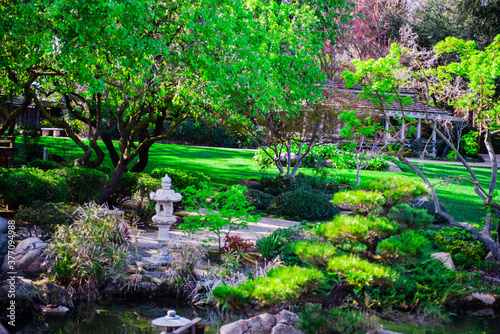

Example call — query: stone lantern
[152,310,191,334]
[148,174,182,264]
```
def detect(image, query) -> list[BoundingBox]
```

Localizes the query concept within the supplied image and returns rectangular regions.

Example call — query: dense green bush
[54,167,109,203]
[430,226,490,269]
[167,118,255,148]
[256,227,306,265]
[212,266,323,311]
[385,203,433,230]
[0,167,69,207]
[267,189,340,221]
[46,204,130,300]
[149,167,209,192]
[253,173,351,197]
[409,200,450,224]
[363,258,469,310]
[16,201,77,234]
[244,188,275,210]
[377,230,432,259]
[25,159,61,170]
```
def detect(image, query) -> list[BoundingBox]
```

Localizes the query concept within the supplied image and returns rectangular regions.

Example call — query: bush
[432,226,489,269]
[168,118,255,148]
[385,203,433,230]
[16,201,77,234]
[0,167,69,207]
[256,227,306,265]
[149,167,209,192]
[25,159,61,170]
[378,230,432,259]
[359,177,429,208]
[267,189,340,221]
[111,172,140,204]
[362,258,469,310]
[244,188,275,210]
[333,190,385,215]
[54,167,109,203]
[46,203,130,300]
[409,200,450,224]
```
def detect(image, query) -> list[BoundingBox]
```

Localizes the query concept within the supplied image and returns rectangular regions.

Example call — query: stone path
[129,216,300,254]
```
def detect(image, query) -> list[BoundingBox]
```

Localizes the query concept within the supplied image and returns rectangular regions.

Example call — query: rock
[258,313,277,328]
[430,252,455,270]
[238,179,261,188]
[0,217,8,264]
[271,323,303,334]
[220,311,303,334]
[1,237,47,276]
[39,281,74,308]
[220,321,246,334]
[385,161,402,172]
[279,153,298,166]
[275,310,299,325]
[40,305,70,316]
[485,252,497,263]
[467,293,496,306]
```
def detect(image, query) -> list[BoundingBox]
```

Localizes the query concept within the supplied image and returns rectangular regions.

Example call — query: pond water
[8,302,500,334]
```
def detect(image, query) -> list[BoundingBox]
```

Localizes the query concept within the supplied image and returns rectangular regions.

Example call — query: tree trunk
[99,160,130,204]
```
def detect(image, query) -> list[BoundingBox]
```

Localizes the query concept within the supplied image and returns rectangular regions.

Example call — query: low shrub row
[254,144,395,171]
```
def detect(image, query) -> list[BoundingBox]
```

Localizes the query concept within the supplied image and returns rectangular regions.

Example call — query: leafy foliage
[244,188,275,210]
[267,189,340,221]
[378,230,432,259]
[362,258,470,310]
[0,167,69,207]
[298,304,380,334]
[409,200,450,224]
[25,159,62,170]
[212,266,323,311]
[46,204,130,301]
[180,183,260,251]
[385,203,433,230]
[256,227,306,265]
[333,190,385,215]
[149,168,210,192]
[16,201,77,234]
[54,167,109,204]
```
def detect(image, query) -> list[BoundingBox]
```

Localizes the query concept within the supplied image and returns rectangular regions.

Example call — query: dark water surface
[8,302,500,334]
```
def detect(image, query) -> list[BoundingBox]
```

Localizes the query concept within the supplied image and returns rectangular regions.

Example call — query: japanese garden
[1,0,500,333]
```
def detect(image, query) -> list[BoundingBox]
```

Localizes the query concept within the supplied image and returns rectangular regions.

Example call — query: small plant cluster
[46,203,131,301]
[16,201,77,236]
[245,173,347,221]
[256,226,308,266]
[213,177,441,316]
[180,182,260,252]
[254,144,393,170]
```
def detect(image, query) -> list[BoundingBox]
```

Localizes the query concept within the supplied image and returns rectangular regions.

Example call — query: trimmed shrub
[244,188,275,210]
[432,226,489,269]
[54,167,109,203]
[409,200,450,224]
[267,189,340,221]
[25,159,61,170]
[0,167,69,207]
[385,203,433,230]
[378,230,432,259]
[149,167,209,192]
[16,201,77,234]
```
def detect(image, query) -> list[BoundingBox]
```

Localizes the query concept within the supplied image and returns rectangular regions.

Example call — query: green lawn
[19,137,497,224]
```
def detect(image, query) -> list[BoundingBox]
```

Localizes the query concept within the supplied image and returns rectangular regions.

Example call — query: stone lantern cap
[152,309,191,327]
[150,174,182,202]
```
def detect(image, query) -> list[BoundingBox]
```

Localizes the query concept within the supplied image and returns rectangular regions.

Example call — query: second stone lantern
[149,174,182,263]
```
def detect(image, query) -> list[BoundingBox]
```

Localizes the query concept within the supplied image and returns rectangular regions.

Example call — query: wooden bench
[41,128,65,137]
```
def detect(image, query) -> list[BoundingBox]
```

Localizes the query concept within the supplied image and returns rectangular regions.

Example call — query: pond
[8,302,500,334]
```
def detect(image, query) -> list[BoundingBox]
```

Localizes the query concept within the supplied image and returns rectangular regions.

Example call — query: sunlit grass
[19,137,497,224]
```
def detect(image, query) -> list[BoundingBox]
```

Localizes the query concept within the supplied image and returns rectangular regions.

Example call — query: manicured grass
[18,137,497,223]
